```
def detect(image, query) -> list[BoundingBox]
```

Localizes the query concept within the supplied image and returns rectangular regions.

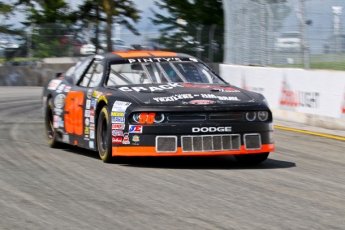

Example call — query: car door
[63,58,104,149]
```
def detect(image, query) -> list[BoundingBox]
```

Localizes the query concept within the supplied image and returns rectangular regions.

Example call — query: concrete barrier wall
[220,64,345,130]
[0,63,74,87]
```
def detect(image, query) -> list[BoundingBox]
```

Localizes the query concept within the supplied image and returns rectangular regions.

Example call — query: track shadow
[116,156,296,170]
[61,146,295,170]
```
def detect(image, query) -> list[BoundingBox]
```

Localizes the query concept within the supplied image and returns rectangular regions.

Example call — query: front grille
[209,113,244,121]
[181,134,241,152]
[156,136,177,152]
[244,134,261,150]
[167,114,206,122]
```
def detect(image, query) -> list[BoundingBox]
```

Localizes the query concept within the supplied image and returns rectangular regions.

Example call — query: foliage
[74,0,141,52]
[0,1,23,37]
[150,0,224,62]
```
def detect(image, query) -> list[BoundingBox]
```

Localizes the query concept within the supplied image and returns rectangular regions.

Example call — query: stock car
[43,50,274,164]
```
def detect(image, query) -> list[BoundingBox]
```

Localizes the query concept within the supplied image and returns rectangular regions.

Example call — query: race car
[43,50,274,164]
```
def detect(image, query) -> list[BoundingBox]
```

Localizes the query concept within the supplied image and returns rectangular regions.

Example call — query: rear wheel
[44,98,63,148]
[234,152,269,165]
[97,106,113,163]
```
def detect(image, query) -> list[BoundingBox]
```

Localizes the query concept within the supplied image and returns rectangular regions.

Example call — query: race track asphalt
[1,87,345,230]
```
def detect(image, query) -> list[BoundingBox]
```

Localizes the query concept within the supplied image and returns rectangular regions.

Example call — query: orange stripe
[112,144,274,157]
[113,50,178,58]
[114,51,152,58]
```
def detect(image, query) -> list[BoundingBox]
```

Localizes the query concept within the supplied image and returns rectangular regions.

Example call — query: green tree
[150,0,224,62]
[15,0,76,57]
[75,0,141,52]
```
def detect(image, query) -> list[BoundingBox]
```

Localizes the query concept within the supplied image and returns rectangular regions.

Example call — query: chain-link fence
[0,22,224,65]
[223,0,345,68]
[2,0,345,69]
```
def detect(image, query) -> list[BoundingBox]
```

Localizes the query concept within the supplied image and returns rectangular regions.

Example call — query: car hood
[113,83,264,107]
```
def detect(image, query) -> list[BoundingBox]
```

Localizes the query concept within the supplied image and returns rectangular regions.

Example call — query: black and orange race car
[43,50,274,163]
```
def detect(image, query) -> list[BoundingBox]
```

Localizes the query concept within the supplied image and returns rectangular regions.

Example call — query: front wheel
[44,98,63,148]
[97,106,113,163]
[234,152,269,165]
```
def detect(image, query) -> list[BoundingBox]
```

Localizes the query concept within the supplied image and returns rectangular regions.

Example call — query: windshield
[107,61,225,86]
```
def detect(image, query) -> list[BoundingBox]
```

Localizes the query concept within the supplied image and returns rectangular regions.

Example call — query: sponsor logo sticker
[86,100,91,109]
[112,123,125,130]
[112,136,123,144]
[122,133,130,144]
[112,116,125,123]
[112,130,124,136]
[112,101,132,112]
[192,127,232,133]
[48,79,62,90]
[129,125,143,133]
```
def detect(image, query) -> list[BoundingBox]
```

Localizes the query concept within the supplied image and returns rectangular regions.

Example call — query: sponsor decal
[87,89,93,99]
[90,115,95,123]
[90,123,95,130]
[119,83,183,92]
[85,118,90,126]
[54,94,66,109]
[122,133,130,144]
[92,91,103,98]
[112,130,124,136]
[129,125,143,133]
[112,101,132,112]
[132,135,140,143]
[85,110,90,117]
[85,126,90,135]
[112,116,125,123]
[91,99,97,108]
[152,93,240,103]
[112,136,123,144]
[56,84,66,93]
[192,127,232,133]
[48,79,62,90]
[280,81,320,108]
[201,94,239,101]
[86,100,91,109]
[63,86,71,93]
[153,94,193,102]
[111,112,125,117]
[90,109,95,116]
[128,57,182,64]
[53,115,60,128]
[89,141,94,149]
[189,100,215,105]
[62,133,70,143]
[112,123,125,130]
[54,108,63,116]
[59,120,64,128]
[90,130,95,139]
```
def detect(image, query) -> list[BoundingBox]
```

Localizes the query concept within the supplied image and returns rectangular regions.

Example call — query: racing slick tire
[97,106,113,163]
[234,152,269,165]
[44,98,63,148]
